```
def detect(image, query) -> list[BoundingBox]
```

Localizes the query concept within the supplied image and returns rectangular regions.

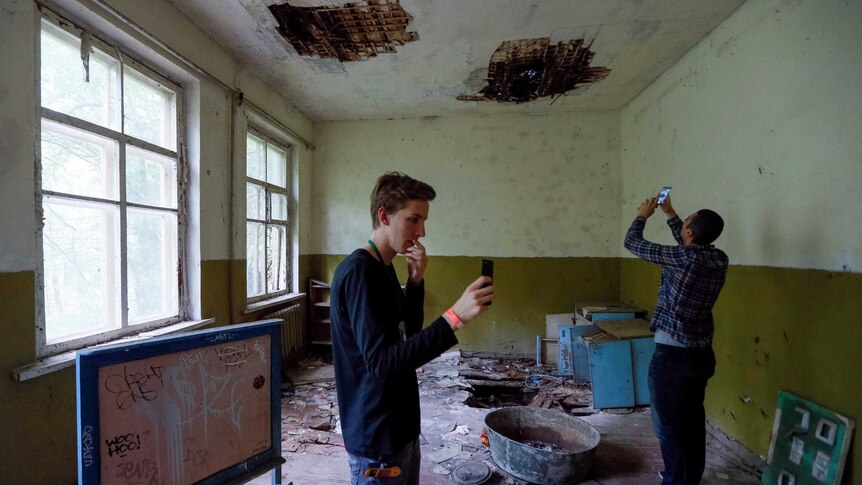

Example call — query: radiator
[264,303,304,361]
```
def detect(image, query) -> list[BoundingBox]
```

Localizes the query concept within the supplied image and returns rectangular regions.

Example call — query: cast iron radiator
[263,303,304,361]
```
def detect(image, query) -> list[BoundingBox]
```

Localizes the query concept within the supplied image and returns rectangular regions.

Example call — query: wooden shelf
[309,279,332,345]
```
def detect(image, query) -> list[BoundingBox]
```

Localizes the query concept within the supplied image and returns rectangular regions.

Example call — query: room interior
[1,0,860,483]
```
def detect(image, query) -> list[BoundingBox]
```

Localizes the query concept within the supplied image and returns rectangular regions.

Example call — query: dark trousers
[648,343,716,485]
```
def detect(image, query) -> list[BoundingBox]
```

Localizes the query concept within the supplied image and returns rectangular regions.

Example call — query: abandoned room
[1,0,860,483]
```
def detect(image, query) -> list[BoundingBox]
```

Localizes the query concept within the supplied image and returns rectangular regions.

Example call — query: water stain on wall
[269,0,418,62]
[458,37,610,103]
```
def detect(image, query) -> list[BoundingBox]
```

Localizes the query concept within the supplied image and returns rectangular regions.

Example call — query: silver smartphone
[657,186,672,205]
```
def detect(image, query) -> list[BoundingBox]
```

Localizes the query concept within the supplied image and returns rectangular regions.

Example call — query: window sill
[12,318,215,382]
[243,292,306,315]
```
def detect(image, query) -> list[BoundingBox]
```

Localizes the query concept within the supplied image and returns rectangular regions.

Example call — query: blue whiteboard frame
[76,320,283,485]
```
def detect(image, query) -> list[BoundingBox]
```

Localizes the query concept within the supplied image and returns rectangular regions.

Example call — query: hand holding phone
[657,186,672,205]
[481,259,494,306]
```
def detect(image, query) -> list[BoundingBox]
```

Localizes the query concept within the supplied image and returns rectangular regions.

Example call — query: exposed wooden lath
[269,0,418,62]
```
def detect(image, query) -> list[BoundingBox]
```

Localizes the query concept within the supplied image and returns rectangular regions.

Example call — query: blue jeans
[347,436,421,485]
[648,344,716,485]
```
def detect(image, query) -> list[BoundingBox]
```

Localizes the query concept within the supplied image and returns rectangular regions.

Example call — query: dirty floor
[248,351,762,485]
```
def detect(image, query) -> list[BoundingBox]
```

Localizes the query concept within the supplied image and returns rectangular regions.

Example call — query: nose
[417,221,426,238]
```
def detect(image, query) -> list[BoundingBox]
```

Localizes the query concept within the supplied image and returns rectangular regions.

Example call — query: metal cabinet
[579,319,655,409]
[557,302,646,378]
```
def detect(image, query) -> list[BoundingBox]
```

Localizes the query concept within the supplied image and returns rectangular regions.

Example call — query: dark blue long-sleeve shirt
[624,216,728,348]
[330,249,458,458]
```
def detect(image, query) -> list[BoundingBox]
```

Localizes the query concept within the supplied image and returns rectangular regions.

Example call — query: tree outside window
[246,131,291,301]
[37,16,183,357]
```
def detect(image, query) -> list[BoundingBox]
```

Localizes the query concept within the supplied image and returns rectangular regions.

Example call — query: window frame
[245,127,293,303]
[35,10,188,359]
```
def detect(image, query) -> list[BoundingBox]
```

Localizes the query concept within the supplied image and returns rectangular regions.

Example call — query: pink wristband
[444,308,463,330]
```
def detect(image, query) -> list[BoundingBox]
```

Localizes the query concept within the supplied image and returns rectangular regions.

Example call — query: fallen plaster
[262,351,763,484]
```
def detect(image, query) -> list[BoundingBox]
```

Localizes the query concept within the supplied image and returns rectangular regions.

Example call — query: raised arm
[659,195,684,245]
[624,196,689,268]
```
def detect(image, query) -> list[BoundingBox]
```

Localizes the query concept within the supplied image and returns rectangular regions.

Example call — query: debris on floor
[270,350,762,485]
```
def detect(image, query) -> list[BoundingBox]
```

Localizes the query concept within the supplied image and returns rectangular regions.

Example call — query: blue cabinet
[558,302,647,378]
[557,324,598,378]
[579,319,655,409]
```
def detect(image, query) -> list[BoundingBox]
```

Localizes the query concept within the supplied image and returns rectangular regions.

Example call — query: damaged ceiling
[169,0,747,121]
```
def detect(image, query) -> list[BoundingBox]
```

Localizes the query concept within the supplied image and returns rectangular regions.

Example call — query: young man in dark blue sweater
[331,172,494,484]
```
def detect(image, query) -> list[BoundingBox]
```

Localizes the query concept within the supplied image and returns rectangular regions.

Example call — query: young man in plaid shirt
[624,194,728,485]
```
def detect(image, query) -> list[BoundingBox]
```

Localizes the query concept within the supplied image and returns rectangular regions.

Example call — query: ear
[377,206,390,226]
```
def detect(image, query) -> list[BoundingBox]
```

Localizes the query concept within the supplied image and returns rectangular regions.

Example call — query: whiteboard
[77,320,283,485]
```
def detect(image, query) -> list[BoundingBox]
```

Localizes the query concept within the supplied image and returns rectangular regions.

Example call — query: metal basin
[484,406,600,485]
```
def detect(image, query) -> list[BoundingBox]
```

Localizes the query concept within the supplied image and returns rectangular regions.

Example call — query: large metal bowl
[484,406,601,484]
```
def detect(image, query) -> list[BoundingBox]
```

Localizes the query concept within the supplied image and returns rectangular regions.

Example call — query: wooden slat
[596,319,654,340]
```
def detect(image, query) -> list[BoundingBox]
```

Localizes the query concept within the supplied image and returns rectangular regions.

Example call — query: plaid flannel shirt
[624,215,728,348]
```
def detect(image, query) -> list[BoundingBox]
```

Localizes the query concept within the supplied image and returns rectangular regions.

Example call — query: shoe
[658,470,666,482]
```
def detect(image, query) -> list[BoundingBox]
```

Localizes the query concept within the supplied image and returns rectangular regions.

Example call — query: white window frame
[35,10,188,359]
[245,128,294,303]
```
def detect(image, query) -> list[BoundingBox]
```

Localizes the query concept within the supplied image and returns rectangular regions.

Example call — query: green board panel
[763,391,855,485]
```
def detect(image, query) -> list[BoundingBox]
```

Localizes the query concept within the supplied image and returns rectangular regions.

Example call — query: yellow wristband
[444,308,463,330]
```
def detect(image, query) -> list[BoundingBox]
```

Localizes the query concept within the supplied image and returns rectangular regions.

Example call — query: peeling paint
[269,0,418,62]
[458,37,610,103]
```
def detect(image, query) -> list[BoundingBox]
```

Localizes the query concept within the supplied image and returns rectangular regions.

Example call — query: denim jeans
[648,343,716,485]
[347,436,421,485]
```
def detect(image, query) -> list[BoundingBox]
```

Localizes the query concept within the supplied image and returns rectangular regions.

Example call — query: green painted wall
[0,272,77,483]
[620,258,861,481]
[6,255,860,483]
[0,257,310,484]
[308,255,620,354]
[200,256,313,326]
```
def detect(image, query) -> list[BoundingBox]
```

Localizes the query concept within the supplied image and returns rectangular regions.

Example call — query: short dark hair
[689,209,724,245]
[370,172,436,229]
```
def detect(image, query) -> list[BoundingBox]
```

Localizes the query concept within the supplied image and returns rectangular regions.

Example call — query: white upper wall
[0,1,38,272]
[311,112,621,257]
[621,0,862,272]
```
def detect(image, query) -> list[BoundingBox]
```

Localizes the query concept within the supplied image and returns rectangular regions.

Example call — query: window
[246,131,292,301]
[37,14,184,357]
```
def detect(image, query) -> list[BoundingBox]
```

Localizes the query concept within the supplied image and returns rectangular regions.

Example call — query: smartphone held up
[481,259,494,306]
[657,186,672,205]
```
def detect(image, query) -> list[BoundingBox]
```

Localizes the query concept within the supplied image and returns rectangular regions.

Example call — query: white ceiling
[169,0,746,121]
